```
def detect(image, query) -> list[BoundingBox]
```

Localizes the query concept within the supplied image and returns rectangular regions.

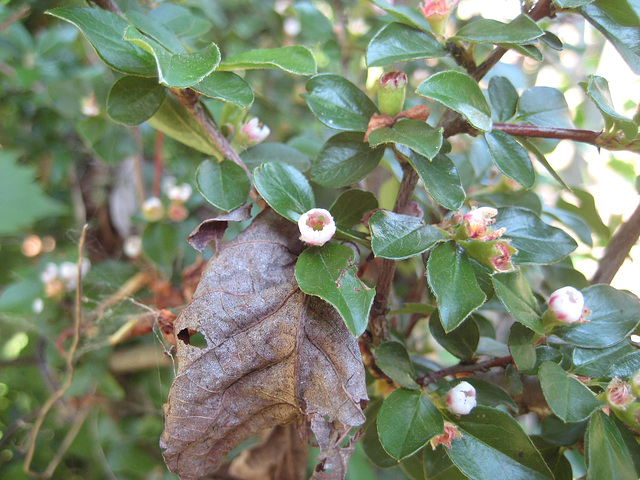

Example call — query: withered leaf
[186,203,253,252]
[161,209,368,480]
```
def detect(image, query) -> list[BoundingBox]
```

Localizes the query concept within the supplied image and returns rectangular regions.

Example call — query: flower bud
[298,208,336,246]
[446,381,477,415]
[603,377,640,431]
[32,298,44,314]
[123,236,142,258]
[460,238,516,272]
[40,262,59,284]
[167,183,193,204]
[236,117,270,147]
[142,197,164,222]
[430,421,462,450]
[548,286,589,324]
[167,203,189,223]
[378,71,407,117]
[460,207,504,241]
[419,0,460,35]
[59,259,91,291]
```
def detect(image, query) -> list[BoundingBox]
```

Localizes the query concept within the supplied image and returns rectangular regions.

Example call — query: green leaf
[519,138,570,191]
[540,30,564,50]
[374,341,419,389]
[554,284,640,349]
[539,361,603,423]
[447,407,554,480]
[493,269,543,334]
[295,243,375,336]
[369,120,443,160]
[46,7,156,76]
[494,207,578,264]
[543,207,593,247]
[142,222,180,276]
[147,95,220,156]
[241,143,310,172]
[396,147,465,211]
[582,75,638,139]
[378,389,444,460]
[366,22,446,67]
[484,131,535,189]
[424,447,468,480]
[540,415,588,446]
[195,159,250,212]
[391,303,435,315]
[427,242,486,332]
[509,323,537,373]
[555,0,595,6]
[601,351,640,381]
[253,162,314,222]
[465,378,518,411]
[219,46,316,75]
[290,2,334,42]
[488,76,518,122]
[192,72,254,107]
[573,343,634,378]
[429,311,479,360]
[370,210,444,260]
[329,189,378,230]
[452,14,544,45]
[302,74,378,131]
[416,71,492,132]
[369,0,434,32]
[0,151,65,235]
[311,132,385,187]
[76,115,137,164]
[123,25,220,88]
[362,399,398,468]
[126,10,186,54]
[107,75,166,125]
[587,411,638,480]
[516,87,573,128]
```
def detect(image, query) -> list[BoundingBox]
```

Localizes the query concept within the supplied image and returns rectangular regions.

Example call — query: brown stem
[89,0,123,16]
[416,355,514,386]
[493,123,600,144]
[153,131,164,198]
[591,198,640,285]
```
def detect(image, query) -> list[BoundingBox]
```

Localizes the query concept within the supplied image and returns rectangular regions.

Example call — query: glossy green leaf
[573,343,634,378]
[516,87,573,128]
[416,71,492,132]
[241,143,310,172]
[374,341,419,389]
[519,138,570,191]
[370,0,434,31]
[362,399,398,468]
[46,7,156,76]
[488,76,518,122]
[424,447,468,480]
[147,95,220,156]
[123,26,220,88]
[452,14,544,45]
[378,389,444,460]
[427,241,486,332]
[465,378,518,411]
[253,162,314,222]
[447,407,554,480]
[601,351,640,381]
[400,452,425,480]
[429,311,479,360]
[555,0,595,6]
[370,210,444,260]
[484,131,535,188]
[493,269,543,333]
[302,74,378,131]
[543,207,593,247]
[196,159,250,212]
[219,46,316,74]
[391,303,435,315]
[587,411,638,480]
[501,43,543,61]
[142,222,180,276]
[556,188,610,242]
[539,361,603,423]
[540,415,588,446]
[611,414,640,476]
[369,120,443,160]
[312,132,385,187]
[396,147,465,211]
[540,31,564,50]
[554,284,640,349]
[295,243,375,336]
[107,75,166,125]
[192,72,254,107]
[582,75,638,139]
[509,323,537,373]
[494,207,578,264]
[126,10,186,54]
[366,22,446,67]
[329,189,378,230]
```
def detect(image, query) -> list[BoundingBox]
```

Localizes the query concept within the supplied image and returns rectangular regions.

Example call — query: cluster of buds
[542,286,590,330]
[39,259,91,298]
[298,208,336,246]
[419,0,460,35]
[141,180,193,224]
[456,207,516,272]
[602,375,640,431]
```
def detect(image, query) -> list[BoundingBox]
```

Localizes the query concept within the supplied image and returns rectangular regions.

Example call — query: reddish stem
[416,355,514,386]
[493,123,599,144]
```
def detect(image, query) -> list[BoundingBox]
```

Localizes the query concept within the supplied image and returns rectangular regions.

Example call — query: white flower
[549,286,587,324]
[298,208,336,246]
[167,183,193,204]
[59,259,91,291]
[32,298,44,314]
[142,197,164,222]
[240,117,270,145]
[161,176,177,195]
[123,236,142,258]
[446,381,477,415]
[39,262,59,284]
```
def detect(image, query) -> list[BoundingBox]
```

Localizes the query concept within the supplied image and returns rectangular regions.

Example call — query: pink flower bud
[606,377,634,410]
[420,0,459,17]
[549,286,589,324]
[446,381,477,415]
[240,117,270,145]
[142,197,164,222]
[463,207,504,241]
[167,203,189,223]
[298,208,336,246]
[430,421,462,450]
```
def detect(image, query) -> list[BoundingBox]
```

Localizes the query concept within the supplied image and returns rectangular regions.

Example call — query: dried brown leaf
[161,209,368,480]
[186,204,253,252]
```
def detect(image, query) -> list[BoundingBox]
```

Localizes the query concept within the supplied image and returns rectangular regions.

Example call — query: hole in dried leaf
[177,329,207,349]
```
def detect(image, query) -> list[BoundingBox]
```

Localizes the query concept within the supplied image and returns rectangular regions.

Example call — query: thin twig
[24,225,89,478]
[591,198,640,285]
[417,355,514,386]
[493,123,599,144]
[153,131,164,198]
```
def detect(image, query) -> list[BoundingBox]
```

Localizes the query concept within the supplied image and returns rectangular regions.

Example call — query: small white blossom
[446,381,477,415]
[123,236,142,258]
[298,208,336,246]
[167,183,193,204]
[161,176,177,195]
[283,17,301,37]
[59,259,91,291]
[549,286,587,324]
[240,117,270,145]
[142,197,164,222]
[39,262,59,284]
